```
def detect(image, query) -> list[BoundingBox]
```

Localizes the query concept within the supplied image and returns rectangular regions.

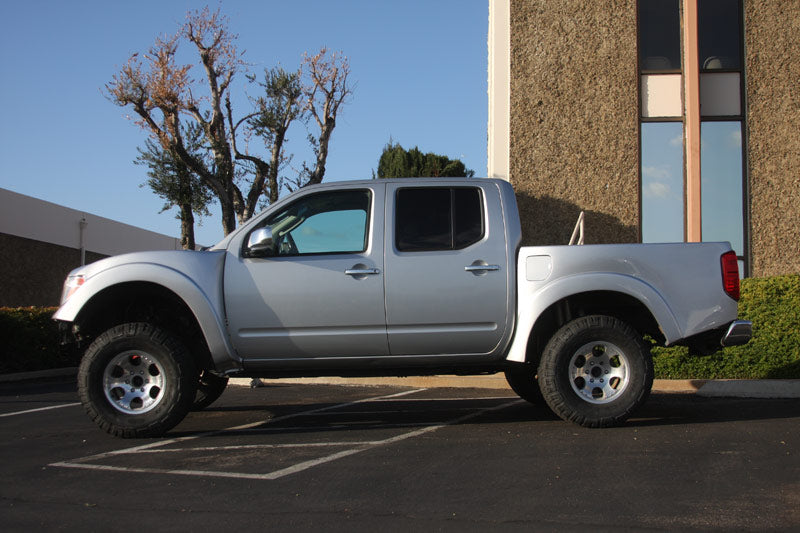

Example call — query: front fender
[54,261,241,373]
[506,272,681,363]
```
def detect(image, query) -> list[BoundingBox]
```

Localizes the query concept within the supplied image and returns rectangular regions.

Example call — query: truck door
[384,182,509,356]
[224,186,388,360]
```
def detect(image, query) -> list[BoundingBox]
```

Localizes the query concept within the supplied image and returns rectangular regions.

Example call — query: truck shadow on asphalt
[177,390,798,438]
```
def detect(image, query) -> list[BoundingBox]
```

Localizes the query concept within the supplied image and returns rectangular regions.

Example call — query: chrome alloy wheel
[568,341,630,404]
[102,350,166,414]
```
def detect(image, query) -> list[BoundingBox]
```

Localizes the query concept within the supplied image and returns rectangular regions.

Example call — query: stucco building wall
[0,233,107,307]
[744,1,800,277]
[509,0,640,246]
[503,0,800,276]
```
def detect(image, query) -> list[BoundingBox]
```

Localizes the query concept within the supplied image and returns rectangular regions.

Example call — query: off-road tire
[77,322,197,438]
[192,370,229,411]
[538,315,653,428]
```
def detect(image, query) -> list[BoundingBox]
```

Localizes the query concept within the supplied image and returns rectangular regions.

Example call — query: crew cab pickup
[54,178,751,437]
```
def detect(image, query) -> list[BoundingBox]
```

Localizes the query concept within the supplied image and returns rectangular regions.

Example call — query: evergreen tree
[135,122,213,250]
[376,142,474,178]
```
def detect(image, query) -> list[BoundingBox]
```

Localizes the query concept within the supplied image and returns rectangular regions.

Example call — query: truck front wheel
[77,323,197,438]
[538,315,653,428]
[504,365,544,404]
[192,370,229,411]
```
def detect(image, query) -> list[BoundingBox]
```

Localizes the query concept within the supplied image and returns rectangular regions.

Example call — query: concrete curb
[696,379,800,399]
[230,375,800,399]
[1,368,798,398]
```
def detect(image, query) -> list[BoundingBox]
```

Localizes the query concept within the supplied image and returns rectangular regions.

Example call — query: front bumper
[721,320,753,347]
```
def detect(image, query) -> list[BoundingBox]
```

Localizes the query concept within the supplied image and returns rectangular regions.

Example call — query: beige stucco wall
[744,0,800,277]
[509,0,640,245]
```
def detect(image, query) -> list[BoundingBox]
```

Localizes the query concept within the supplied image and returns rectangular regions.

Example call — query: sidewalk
[1,367,798,398]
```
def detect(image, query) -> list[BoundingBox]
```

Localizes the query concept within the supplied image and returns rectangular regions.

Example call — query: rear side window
[395,187,484,251]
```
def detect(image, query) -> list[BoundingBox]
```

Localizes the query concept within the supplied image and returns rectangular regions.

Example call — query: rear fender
[507,272,681,363]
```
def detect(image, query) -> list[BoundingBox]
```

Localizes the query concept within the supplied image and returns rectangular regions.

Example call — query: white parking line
[0,402,81,418]
[51,398,523,481]
[50,390,524,481]
[50,389,427,467]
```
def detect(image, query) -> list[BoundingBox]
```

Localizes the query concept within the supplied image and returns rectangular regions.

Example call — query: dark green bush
[653,274,800,379]
[0,307,78,374]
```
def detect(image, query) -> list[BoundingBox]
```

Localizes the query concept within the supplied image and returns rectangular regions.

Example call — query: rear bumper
[721,320,753,347]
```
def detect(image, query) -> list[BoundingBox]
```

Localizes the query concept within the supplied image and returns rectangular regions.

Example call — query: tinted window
[699,0,742,70]
[639,0,681,71]
[395,187,483,251]
[454,188,483,248]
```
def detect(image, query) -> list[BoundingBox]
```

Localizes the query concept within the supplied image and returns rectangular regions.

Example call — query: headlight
[61,275,86,305]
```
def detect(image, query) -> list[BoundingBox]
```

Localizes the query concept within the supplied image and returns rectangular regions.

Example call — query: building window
[701,121,744,254]
[639,0,681,71]
[638,0,747,272]
[641,122,685,243]
[698,0,742,70]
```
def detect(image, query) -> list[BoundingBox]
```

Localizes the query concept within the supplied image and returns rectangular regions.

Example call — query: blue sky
[0,0,488,246]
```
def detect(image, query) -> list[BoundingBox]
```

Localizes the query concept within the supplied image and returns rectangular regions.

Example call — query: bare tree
[235,67,304,206]
[299,48,353,186]
[108,7,343,237]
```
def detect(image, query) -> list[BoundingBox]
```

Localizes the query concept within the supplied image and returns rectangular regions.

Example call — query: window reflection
[639,0,681,71]
[641,122,684,243]
[699,0,742,70]
[701,121,744,254]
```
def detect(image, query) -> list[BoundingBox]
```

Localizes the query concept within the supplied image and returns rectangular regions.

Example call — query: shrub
[653,274,800,379]
[0,307,78,374]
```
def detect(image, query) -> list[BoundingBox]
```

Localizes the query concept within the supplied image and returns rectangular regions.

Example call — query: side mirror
[247,227,274,256]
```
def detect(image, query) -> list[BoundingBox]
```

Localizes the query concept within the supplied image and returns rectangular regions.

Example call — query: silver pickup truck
[54,178,751,437]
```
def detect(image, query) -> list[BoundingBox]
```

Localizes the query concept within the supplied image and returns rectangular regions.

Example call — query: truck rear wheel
[77,323,197,438]
[538,315,653,428]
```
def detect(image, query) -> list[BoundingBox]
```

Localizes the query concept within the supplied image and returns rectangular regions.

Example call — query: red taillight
[721,251,740,301]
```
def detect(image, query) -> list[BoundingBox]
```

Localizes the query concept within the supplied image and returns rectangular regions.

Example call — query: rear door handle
[464,264,500,272]
[345,268,381,276]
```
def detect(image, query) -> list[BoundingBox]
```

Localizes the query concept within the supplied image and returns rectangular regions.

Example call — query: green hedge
[0,307,77,374]
[1,274,798,378]
[653,274,800,379]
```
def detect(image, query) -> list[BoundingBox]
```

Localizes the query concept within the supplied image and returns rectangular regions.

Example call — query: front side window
[256,190,370,256]
[395,187,483,251]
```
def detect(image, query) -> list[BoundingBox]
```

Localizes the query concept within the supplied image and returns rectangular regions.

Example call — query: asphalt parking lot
[1,379,798,531]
